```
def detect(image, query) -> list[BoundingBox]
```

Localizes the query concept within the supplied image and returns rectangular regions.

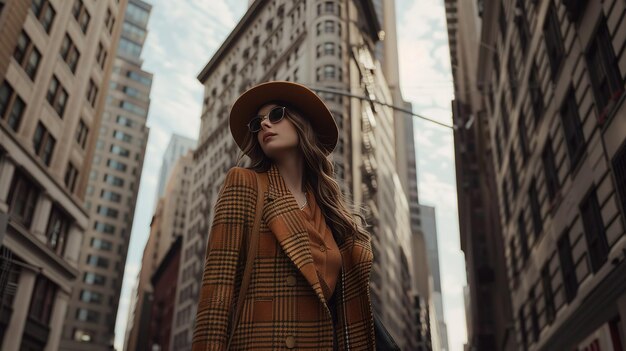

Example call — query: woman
[192,81,376,350]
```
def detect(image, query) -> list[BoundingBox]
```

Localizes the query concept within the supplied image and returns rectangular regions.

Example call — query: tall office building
[155,134,196,200]
[168,0,417,349]
[125,152,192,351]
[448,0,626,350]
[0,0,127,350]
[60,1,153,349]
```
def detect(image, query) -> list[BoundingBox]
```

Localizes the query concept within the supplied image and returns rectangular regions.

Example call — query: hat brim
[229,81,339,156]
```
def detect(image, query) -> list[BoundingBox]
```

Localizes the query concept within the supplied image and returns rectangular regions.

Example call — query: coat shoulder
[223,166,257,187]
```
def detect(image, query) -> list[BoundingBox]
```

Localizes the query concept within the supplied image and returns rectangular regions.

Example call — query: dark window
[13,31,41,80]
[529,288,540,342]
[104,174,124,187]
[507,54,518,104]
[113,130,132,142]
[499,1,507,40]
[529,179,543,237]
[515,0,530,54]
[86,79,98,108]
[502,179,511,221]
[510,239,518,278]
[90,238,113,251]
[33,122,56,165]
[541,263,556,324]
[46,75,68,117]
[96,42,107,70]
[0,81,26,131]
[510,150,519,195]
[110,145,129,157]
[501,96,510,137]
[60,34,80,73]
[80,290,103,304]
[45,205,70,256]
[100,190,121,202]
[519,305,528,350]
[107,159,127,172]
[613,143,626,221]
[72,0,91,34]
[104,8,115,34]
[7,169,40,227]
[518,211,529,261]
[495,128,504,167]
[586,18,623,120]
[529,62,544,122]
[518,112,530,163]
[543,2,564,81]
[97,205,118,219]
[557,230,578,302]
[493,53,501,83]
[28,276,56,324]
[560,87,585,170]
[31,0,56,33]
[563,0,588,22]
[542,138,559,200]
[83,272,106,285]
[94,221,115,234]
[86,254,109,268]
[64,162,79,192]
[75,119,89,149]
[76,308,99,323]
[580,188,609,273]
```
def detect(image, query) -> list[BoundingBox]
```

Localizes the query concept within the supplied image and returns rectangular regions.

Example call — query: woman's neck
[274,154,305,194]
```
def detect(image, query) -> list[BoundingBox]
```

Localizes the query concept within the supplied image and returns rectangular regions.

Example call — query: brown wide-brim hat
[229,81,339,156]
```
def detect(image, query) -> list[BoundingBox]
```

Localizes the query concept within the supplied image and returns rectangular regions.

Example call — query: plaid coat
[192,163,376,350]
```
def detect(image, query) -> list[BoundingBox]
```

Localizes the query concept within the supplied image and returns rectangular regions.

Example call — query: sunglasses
[247,106,286,133]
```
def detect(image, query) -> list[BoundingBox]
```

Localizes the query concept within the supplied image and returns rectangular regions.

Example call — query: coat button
[286,275,297,286]
[285,335,296,348]
[319,243,326,252]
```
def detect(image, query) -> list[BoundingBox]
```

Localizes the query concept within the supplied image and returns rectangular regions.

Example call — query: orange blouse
[300,189,342,302]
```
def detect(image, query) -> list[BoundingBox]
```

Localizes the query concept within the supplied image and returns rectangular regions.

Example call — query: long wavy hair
[235,101,370,246]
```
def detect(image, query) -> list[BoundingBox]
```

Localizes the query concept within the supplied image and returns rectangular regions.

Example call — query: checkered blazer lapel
[263,163,330,309]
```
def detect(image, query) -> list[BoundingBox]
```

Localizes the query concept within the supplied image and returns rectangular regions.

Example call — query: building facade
[167,0,419,349]
[155,134,196,200]
[60,0,152,349]
[125,152,192,351]
[0,0,127,350]
[450,0,626,350]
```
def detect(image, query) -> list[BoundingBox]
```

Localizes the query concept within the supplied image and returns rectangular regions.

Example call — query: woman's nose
[260,116,272,130]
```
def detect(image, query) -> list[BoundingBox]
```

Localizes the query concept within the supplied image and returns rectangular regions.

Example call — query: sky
[114,0,466,350]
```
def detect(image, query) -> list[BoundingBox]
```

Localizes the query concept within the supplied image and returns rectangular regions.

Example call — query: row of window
[315,65,343,82]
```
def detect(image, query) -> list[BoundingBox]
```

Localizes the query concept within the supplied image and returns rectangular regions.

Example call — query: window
[495,128,504,167]
[126,71,152,86]
[104,174,124,187]
[110,145,130,157]
[507,53,518,103]
[76,308,99,323]
[13,31,41,80]
[499,1,507,39]
[94,221,115,234]
[86,254,109,268]
[502,179,510,221]
[31,0,56,33]
[46,75,68,117]
[614,144,626,221]
[72,0,91,34]
[519,305,528,350]
[125,2,149,27]
[90,238,113,251]
[63,162,79,193]
[324,65,335,79]
[86,79,98,107]
[501,97,510,137]
[107,159,126,172]
[33,122,56,165]
[116,115,134,128]
[0,81,26,131]
[101,190,121,202]
[83,272,106,285]
[542,138,559,200]
[119,101,146,116]
[80,290,103,304]
[7,169,40,227]
[529,62,544,122]
[97,205,118,218]
[45,205,70,256]
[517,211,529,262]
[60,34,80,73]
[541,263,555,324]
[75,119,89,149]
[543,2,564,81]
[113,130,132,143]
[557,230,578,302]
[29,276,56,324]
[586,18,623,120]
[529,179,543,237]
[510,239,518,279]
[560,87,585,170]
[104,8,115,34]
[96,42,107,70]
[119,38,142,58]
[518,112,530,163]
[493,53,501,83]
[563,0,588,22]
[515,0,530,54]
[580,188,609,273]
[529,288,540,342]
[509,150,519,195]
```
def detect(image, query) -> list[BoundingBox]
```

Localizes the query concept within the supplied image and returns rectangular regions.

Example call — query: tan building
[60,0,153,349]
[125,151,192,351]
[167,0,419,349]
[450,0,626,350]
[0,0,127,350]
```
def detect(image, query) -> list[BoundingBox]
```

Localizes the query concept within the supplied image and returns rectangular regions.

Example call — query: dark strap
[226,171,267,350]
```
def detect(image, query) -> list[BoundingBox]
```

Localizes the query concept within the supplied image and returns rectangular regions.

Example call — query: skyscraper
[155,134,196,200]
[0,0,127,350]
[61,0,153,349]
